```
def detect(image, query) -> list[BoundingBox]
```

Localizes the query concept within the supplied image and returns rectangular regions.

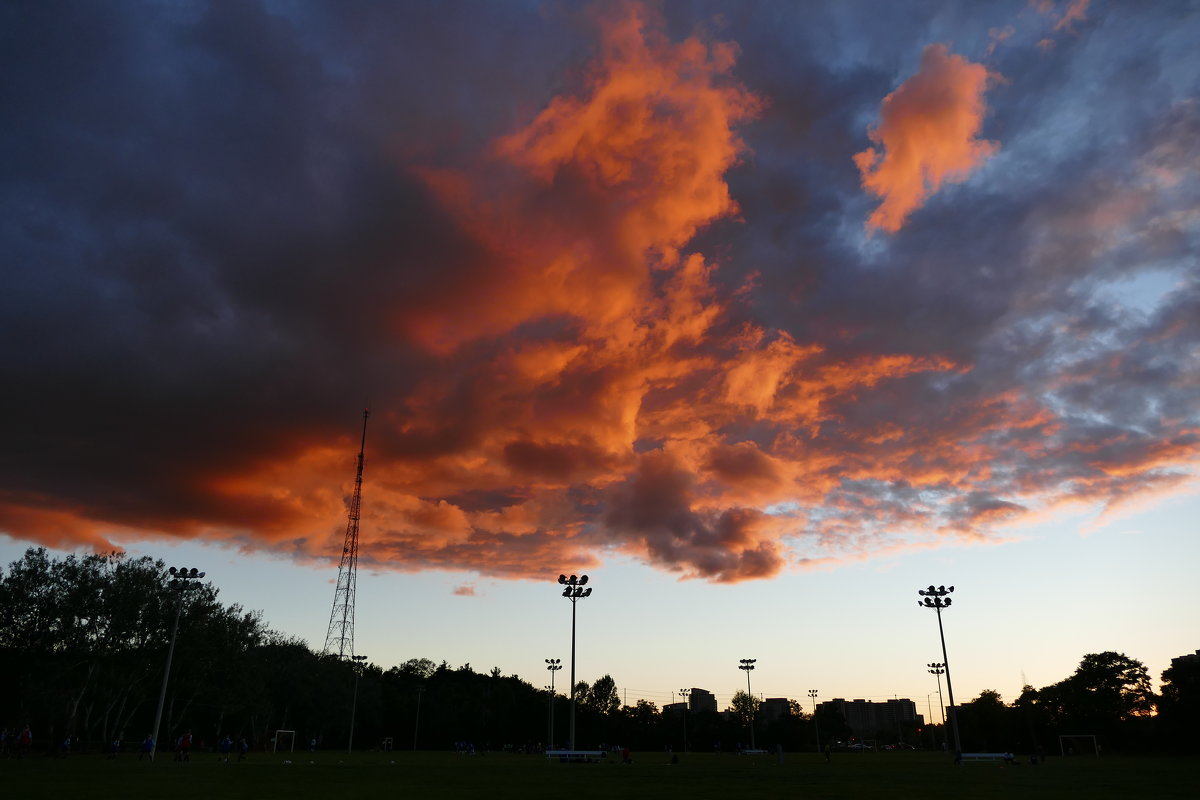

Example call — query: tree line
[1,548,1194,755]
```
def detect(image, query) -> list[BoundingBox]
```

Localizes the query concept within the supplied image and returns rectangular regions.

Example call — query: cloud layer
[1,1,1197,582]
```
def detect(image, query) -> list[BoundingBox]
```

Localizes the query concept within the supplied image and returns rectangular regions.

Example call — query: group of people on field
[0,725,34,758]
[2,725,249,761]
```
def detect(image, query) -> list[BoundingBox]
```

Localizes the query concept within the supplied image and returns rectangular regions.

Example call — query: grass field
[2,750,1195,799]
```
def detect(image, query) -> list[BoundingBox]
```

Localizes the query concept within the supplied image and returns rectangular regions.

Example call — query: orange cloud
[985,25,1015,57]
[1053,0,1090,32]
[855,44,999,233]
[402,2,762,355]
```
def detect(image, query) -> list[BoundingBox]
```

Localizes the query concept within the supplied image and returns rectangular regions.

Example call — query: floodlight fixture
[678,688,692,752]
[917,584,961,756]
[151,564,206,761]
[546,658,562,747]
[927,662,947,735]
[737,658,758,749]
[557,573,593,750]
[348,652,370,753]
[808,690,821,753]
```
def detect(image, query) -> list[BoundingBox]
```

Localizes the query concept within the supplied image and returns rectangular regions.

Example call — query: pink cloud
[855,44,999,233]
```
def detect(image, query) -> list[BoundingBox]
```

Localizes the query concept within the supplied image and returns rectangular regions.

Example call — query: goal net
[274,730,296,752]
[1058,734,1099,757]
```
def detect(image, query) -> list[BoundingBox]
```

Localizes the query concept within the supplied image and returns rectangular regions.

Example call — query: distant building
[761,697,791,722]
[663,702,687,716]
[688,688,718,714]
[1170,650,1200,669]
[820,698,923,736]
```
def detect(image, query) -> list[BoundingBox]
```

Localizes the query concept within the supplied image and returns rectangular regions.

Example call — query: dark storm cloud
[1,1,1196,578]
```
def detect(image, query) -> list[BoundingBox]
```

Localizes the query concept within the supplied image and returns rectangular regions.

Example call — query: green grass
[3,750,1195,799]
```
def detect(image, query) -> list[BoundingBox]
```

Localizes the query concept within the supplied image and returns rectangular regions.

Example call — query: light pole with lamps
[808,689,821,753]
[545,658,562,748]
[924,692,937,749]
[412,685,424,750]
[558,574,592,751]
[928,662,947,748]
[348,654,368,753]
[678,688,691,752]
[919,585,961,756]
[151,565,205,760]
[738,658,757,749]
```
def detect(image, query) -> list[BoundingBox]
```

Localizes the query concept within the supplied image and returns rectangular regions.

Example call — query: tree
[1033,651,1155,751]
[730,690,761,730]
[1157,652,1200,750]
[588,675,620,716]
[958,689,1010,751]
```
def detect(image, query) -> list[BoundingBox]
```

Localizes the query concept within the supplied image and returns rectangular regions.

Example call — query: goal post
[274,730,296,752]
[1058,734,1099,757]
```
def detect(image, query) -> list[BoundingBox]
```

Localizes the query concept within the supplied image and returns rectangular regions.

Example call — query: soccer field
[3,751,1194,799]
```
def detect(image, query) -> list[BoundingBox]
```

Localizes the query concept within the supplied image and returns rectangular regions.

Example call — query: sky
[2,0,1198,715]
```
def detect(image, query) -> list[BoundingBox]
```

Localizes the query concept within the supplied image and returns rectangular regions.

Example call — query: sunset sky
[2,0,1198,713]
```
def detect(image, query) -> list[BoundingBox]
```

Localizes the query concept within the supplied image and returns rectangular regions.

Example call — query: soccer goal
[274,730,296,752]
[1058,734,1099,757]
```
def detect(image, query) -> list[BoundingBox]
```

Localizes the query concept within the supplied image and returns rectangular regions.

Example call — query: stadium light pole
[678,688,691,752]
[412,685,424,751]
[558,574,592,751]
[348,654,368,754]
[151,565,205,761]
[545,658,562,748]
[918,585,962,756]
[808,689,821,753]
[925,692,933,749]
[738,658,757,749]
[928,662,947,748]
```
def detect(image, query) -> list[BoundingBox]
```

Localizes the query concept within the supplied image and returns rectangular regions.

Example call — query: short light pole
[918,585,961,756]
[545,658,562,748]
[678,688,691,752]
[808,689,821,753]
[558,574,592,751]
[151,565,205,760]
[928,662,947,749]
[348,654,368,753]
[738,658,757,750]
[925,692,936,749]
[412,685,424,750]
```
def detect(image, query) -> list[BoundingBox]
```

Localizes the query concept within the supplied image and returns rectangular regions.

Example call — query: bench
[740,749,769,755]
[959,752,1013,764]
[546,750,606,762]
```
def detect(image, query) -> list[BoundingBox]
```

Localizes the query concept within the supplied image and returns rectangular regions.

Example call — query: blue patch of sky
[1090,267,1186,318]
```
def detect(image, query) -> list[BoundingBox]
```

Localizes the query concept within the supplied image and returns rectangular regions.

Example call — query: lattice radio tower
[323,408,369,658]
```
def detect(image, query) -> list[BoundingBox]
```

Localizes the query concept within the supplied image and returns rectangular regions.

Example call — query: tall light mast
[323,409,369,658]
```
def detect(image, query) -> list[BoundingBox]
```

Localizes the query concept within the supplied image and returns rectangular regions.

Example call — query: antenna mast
[323,408,369,658]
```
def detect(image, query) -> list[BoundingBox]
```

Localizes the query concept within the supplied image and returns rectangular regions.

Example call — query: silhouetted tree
[588,675,620,716]
[1157,652,1200,751]
[957,689,1011,751]
[730,690,760,747]
[1030,651,1155,752]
